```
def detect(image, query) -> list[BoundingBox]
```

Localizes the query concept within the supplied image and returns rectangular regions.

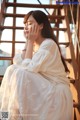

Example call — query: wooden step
[0,26,23,30]
[73,101,80,109]
[5,2,63,9]
[0,26,67,31]
[3,13,25,18]
[0,57,12,60]
[70,79,75,84]
[49,15,65,20]
[52,28,67,31]
[67,76,76,84]
[68,77,79,84]
[0,40,25,43]
[3,13,65,20]
[0,76,3,82]
[65,58,72,63]
[59,42,70,47]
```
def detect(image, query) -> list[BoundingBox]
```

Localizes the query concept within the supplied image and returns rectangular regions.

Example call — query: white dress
[0,39,73,120]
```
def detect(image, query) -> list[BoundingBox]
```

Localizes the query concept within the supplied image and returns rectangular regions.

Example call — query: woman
[0,10,73,120]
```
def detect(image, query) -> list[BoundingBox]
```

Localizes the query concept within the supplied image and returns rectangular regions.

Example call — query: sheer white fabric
[0,39,73,120]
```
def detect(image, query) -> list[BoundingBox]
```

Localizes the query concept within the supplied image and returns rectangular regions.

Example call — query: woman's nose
[24,24,28,30]
[24,26,27,30]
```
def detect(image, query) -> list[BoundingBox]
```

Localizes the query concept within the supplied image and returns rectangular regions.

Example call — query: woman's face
[24,15,38,38]
[24,15,43,39]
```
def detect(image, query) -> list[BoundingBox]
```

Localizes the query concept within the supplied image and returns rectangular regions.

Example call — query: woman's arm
[21,41,27,59]
[24,40,34,59]
[21,40,54,73]
[23,24,39,59]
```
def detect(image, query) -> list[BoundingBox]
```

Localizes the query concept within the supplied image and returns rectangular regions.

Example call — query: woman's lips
[26,31,29,34]
[25,30,29,34]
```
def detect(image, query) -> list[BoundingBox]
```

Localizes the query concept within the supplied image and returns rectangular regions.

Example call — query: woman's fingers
[26,23,40,41]
[31,24,36,33]
[34,24,38,32]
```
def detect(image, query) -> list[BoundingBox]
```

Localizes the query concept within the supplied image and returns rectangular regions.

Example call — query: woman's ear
[39,24,43,30]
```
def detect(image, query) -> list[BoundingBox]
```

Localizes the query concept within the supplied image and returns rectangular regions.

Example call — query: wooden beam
[3,13,65,19]
[0,57,12,60]
[0,26,67,31]
[5,3,63,9]
[61,6,79,79]
[0,40,25,43]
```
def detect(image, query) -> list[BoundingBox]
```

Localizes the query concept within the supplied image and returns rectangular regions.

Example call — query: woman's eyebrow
[27,20,33,22]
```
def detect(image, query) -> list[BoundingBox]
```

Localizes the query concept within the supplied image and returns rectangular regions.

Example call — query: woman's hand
[24,24,39,59]
[29,24,39,41]
[24,23,39,43]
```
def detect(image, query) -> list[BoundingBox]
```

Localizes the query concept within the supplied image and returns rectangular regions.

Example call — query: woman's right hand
[24,23,40,43]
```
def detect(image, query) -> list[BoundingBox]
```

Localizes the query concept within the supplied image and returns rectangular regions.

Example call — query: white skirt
[0,64,73,120]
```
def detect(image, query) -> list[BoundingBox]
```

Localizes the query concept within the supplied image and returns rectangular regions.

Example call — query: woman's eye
[27,22,32,25]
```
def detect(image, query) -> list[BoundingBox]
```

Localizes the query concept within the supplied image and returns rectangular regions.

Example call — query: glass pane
[52,30,56,35]
[59,45,66,57]
[39,0,50,4]
[16,0,55,15]
[0,43,12,56]
[1,29,12,41]
[70,24,75,45]
[16,18,24,27]
[16,7,48,15]
[4,17,13,26]
[15,43,25,54]
[6,7,13,13]
[16,0,54,4]
[8,0,14,2]
[15,30,26,42]
[51,23,55,27]
[58,31,66,42]
[58,24,66,42]
[17,0,39,4]
[0,60,11,75]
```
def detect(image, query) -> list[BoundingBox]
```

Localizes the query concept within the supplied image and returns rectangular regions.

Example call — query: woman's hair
[24,10,69,72]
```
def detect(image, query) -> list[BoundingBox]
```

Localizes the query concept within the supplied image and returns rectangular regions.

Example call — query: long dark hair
[24,10,69,72]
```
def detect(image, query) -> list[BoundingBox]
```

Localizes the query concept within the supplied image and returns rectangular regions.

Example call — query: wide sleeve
[21,39,56,73]
[13,54,23,65]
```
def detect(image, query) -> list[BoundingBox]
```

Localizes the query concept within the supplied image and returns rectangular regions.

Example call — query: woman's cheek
[29,25,32,32]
